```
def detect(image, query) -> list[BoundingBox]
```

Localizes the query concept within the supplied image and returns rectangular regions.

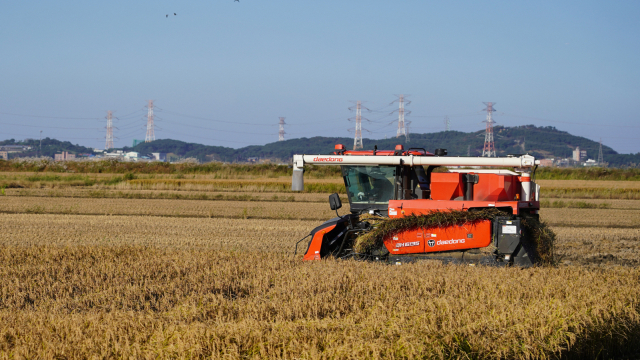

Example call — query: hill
[0,138,94,158]
[2,125,639,167]
[124,125,636,167]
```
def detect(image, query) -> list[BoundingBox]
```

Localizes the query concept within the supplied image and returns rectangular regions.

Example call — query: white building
[124,152,139,161]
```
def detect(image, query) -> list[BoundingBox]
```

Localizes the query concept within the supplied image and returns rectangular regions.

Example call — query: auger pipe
[291,154,539,191]
[292,154,537,170]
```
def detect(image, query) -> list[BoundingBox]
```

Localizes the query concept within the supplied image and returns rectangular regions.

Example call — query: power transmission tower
[405,121,411,142]
[482,102,496,157]
[278,117,286,141]
[145,100,155,143]
[348,101,370,150]
[598,138,604,164]
[105,111,114,150]
[444,116,450,131]
[390,94,411,141]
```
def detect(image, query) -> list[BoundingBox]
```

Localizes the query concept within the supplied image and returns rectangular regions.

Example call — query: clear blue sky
[1,0,639,154]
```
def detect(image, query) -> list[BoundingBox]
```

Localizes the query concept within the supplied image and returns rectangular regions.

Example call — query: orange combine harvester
[292,144,541,266]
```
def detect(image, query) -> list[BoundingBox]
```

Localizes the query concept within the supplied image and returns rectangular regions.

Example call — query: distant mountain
[2,125,639,167]
[0,138,94,158]
[124,125,634,167]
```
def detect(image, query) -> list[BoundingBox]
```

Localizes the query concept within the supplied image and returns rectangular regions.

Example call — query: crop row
[0,197,335,220]
[0,213,313,251]
[1,212,638,267]
[4,188,337,203]
[0,243,638,358]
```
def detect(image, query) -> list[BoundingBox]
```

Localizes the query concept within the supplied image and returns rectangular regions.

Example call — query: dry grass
[0,196,335,220]
[536,180,640,189]
[120,178,345,193]
[0,245,638,359]
[554,226,640,266]
[4,188,339,203]
[1,171,639,358]
[0,213,311,251]
[541,208,640,228]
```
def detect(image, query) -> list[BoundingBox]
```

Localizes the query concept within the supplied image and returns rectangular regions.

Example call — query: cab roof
[333,144,434,156]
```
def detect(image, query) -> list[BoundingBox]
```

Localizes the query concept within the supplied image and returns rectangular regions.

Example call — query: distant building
[54,152,76,161]
[247,157,260,163]
[538,159,554,167]
[0,145,31,153]
[124,152,139,161]
[0,151,8,160]
[572,147,587,162]
[151,152,167,162]
[132,139,144,147]
[583,159,598,167]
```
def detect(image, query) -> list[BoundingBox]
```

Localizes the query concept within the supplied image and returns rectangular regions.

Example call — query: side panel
[383,220,492,254]
[303,224,337,261]
[430,173,464,200]
[385,231,426,255]
[474,174,518,202]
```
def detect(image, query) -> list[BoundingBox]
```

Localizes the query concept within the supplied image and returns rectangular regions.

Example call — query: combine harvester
[292,144,542,266]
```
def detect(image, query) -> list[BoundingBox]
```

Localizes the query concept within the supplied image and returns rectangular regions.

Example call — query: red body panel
[474,174,518,202]
[303,224,337,261]
[384,220,492,254]
[430,173,464,200]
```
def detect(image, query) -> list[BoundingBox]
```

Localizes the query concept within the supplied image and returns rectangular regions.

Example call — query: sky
[1,0,639,154]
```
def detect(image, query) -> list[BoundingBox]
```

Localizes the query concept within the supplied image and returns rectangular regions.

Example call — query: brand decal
[312,157,343,162]
[395,241,420,248]
[436,239,466,246]
[428,239,466,247]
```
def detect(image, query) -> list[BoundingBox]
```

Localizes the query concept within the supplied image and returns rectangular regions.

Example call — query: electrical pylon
[598,139,604,164]
[349,101,370,150]
[390,94,411,140]
[145,100,155,143]
[444,116,450,131]
[105,111,114,150]
[482,102,496,157]
[278,117,286,141]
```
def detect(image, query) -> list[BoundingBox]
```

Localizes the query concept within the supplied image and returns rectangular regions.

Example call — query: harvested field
[537,180,640,189]
[0,220,639,358]
[119,178,345,193]
[554,226,640,266]
[0,213,311,251]
[541,208,640,228]
[4,188,338,203]
[0,197,334,220]
[1,171,640,358]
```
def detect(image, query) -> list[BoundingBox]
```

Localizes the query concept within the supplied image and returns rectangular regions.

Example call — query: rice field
[0,171,639,358]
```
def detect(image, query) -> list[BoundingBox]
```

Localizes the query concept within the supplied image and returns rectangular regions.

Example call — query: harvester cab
[292,144,541,266]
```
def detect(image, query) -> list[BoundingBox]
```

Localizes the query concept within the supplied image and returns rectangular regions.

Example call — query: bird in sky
[235,0,239,2]
[166,14,168,17]
[174,13,177,15]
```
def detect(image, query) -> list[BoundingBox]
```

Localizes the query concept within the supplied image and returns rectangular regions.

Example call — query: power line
[0,121,98,130]
[0,111,100,120]
[158,109,278,127]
